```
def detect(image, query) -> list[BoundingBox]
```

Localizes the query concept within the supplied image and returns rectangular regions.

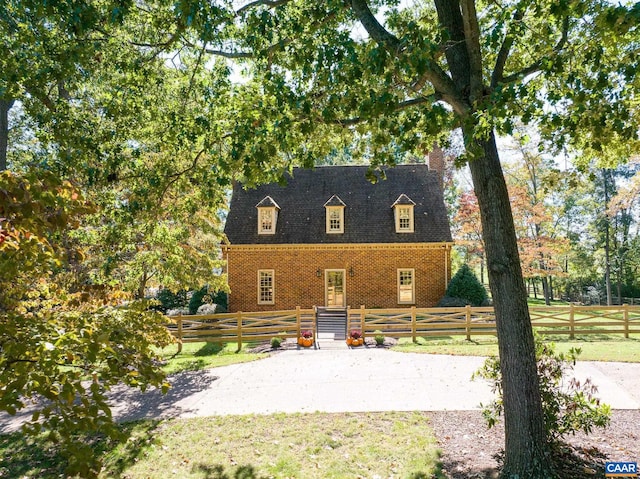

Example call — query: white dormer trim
[392,194,415,233]
[256,196,280,235]
[324,195,346,234]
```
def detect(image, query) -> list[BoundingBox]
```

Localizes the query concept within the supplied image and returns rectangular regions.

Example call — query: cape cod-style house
[222,161,453,313]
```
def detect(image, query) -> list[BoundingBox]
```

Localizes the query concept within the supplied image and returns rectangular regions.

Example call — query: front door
[325,269,345,307]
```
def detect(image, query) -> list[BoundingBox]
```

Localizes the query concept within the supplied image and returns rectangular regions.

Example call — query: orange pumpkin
[346,337,353,345]
[302,337,313,347]
[297,337,304,345]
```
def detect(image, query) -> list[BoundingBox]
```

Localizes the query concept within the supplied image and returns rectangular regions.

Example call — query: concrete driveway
[109,347,640,422]
[1,347,638,433]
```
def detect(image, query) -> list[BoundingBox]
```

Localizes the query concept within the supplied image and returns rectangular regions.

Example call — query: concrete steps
[316,307,348,340]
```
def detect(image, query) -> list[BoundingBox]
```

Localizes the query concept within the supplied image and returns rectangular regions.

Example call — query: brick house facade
[222,164,453,312]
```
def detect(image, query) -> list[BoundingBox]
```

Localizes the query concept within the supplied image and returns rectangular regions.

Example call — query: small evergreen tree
[155,289,188,312]
[189,286,209,314]
[445,264,489,306]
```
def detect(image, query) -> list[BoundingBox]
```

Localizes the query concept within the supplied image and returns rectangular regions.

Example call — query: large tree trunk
[0,98,14,171]
[467,130,552,478]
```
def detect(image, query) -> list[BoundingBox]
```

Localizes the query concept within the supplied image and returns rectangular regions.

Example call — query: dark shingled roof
[224,164,453,244]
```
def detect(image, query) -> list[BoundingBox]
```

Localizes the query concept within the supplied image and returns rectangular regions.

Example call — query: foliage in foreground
[474,336,611,443]
[0,170,174,478]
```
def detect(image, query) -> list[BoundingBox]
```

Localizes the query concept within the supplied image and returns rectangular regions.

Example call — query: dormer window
[256,196,280,235]
[392,194,415,233]
[324,195,346,234]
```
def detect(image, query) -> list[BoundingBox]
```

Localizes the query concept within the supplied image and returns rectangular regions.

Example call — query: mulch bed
[428,409,640,479]
[246,337,397,353]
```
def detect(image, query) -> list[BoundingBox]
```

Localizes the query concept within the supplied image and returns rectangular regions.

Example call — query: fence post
[237,311,243,352]
[360,305,365,338]
[569,304,575,340]
[465,305,471,341]
[411,306,417,343]
[297,306,302,341]
[624,304,629,339]
[177,313,183,354]
[346,306,350,341]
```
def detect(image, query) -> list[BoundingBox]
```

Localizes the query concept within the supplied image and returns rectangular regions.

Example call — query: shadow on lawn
[0,420,161,478]
[193,342,225,356]
[111,369,219,422]
[192,464,271,479]
[436,457,499,479]
[191,464,438,479]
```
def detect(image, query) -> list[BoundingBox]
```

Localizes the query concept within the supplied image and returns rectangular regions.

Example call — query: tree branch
[350,0,402,53]
[203,48,253,59]
[202,11,337,61]
[236,0,292,15]
[350,0,468,115]
[332,95,438,126]
[490,9,525,88]
[159,149,206,205]
[501,15,570,85]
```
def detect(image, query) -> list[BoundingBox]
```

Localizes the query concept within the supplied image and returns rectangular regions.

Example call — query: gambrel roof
[224,164,452,244]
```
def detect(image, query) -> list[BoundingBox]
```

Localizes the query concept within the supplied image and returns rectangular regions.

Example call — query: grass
[527,297,571,306]
[0,412,442,479]
[393,335,640,362]
[157,341,265,375]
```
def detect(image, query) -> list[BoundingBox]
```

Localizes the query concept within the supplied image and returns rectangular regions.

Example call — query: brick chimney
[426,144,445,188]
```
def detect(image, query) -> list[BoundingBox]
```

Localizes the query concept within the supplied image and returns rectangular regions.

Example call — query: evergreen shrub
[444,264,488,307]
[155,289,188,312]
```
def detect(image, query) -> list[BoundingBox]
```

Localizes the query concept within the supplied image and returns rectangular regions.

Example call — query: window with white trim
[395,205,414,232]
[398,207,412,230]
[258,270,275,304]
[397,269,415,304]
[392,194,416,233]
[324,195,346,234]
[256,196,280,235]
[259,208,275,234]
[326,206,344,233]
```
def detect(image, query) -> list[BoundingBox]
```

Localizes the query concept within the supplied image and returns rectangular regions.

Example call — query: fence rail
[167,304,640,349]
[167,307,315,352]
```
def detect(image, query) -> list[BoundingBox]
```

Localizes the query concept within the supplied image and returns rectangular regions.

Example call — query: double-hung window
[397,207,412,231]
[256,196,280,235]
[392,194,415,233]
[259,208,274,233]
[324,195,346,234]
[258,270,275,304]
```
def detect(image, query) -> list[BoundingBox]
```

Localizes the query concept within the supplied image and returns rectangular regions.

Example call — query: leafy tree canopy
[0,170,174,477]
[1,0,638,477]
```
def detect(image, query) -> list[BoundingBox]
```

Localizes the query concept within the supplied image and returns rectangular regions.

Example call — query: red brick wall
[224,244,451,312]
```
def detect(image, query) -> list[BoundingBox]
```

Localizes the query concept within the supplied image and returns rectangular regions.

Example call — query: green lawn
[157,341,266,375]
[527,297,571,306]
[393,335,640,362]
[0,412,442,479]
